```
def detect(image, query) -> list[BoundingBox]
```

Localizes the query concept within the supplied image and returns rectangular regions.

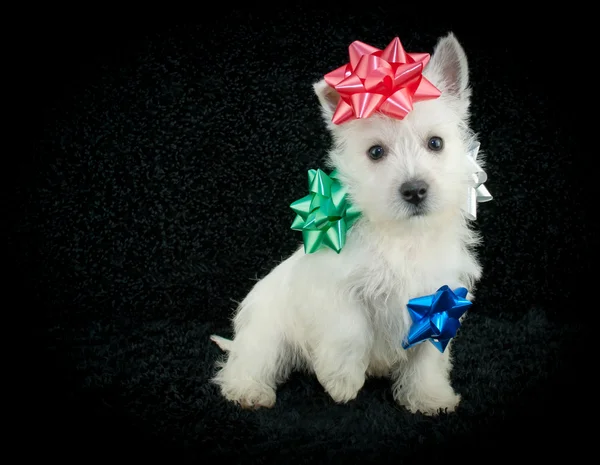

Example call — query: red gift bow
[324,37,442,125]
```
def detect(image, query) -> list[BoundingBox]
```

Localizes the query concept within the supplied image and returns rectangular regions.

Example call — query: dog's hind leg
[211,298,289,409]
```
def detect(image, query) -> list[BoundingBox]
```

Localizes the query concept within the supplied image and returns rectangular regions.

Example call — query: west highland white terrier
[211,32,491,415]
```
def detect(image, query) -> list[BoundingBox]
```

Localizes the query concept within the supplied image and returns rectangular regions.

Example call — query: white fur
[210,33,484,415]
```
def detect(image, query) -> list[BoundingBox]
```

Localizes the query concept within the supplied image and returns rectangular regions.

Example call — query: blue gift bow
[402,285,472,353]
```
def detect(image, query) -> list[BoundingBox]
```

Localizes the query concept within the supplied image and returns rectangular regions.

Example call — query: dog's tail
[210,335,232,352]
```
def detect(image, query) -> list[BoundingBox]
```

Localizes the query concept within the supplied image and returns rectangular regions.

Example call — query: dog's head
[314,33,476,224]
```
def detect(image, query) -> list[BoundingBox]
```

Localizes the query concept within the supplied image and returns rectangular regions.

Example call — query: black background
[12,7,591,464]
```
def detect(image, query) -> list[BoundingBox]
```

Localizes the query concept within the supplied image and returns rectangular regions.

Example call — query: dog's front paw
[219,381,276,410]
[321,373,365,404]
[395,389,461,416]
[408,393,461,416]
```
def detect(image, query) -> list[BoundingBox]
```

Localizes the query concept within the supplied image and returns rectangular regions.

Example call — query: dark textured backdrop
[13,8,591,464]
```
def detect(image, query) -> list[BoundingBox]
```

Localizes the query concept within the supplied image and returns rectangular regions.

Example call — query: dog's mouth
[407,204,429,217]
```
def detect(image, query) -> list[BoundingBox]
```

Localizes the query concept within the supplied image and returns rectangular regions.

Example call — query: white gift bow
[463,141,493,221]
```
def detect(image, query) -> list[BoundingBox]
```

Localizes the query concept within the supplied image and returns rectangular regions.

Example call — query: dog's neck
[343,211,475,302]
[357,209,467,245]
[350,209,475,274]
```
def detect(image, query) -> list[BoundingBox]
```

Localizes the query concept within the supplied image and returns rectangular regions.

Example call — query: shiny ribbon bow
[324,37,442,125]
[403,285,472,353]
[463,141,493,220]
[290,169,361,254]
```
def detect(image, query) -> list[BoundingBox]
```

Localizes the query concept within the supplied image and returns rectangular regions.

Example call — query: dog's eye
[367,145,385,160]
[427,136,444,152]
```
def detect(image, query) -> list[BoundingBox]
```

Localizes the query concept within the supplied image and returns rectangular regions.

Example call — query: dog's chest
[376,238,462,296]
[361,247,459,371]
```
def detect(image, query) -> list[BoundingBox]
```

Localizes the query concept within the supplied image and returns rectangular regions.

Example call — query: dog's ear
[425,33,471,115]
[313,79,341,127]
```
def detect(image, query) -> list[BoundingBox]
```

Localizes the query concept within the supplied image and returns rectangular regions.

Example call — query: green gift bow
[290,169,361,254]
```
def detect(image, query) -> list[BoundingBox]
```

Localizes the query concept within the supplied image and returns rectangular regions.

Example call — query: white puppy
[211,32,486,415]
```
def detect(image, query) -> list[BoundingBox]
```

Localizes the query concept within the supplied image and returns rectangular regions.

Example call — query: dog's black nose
[400,180,429,205]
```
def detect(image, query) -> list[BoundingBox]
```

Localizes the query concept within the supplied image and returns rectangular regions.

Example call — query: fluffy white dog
[211,32,486,415]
